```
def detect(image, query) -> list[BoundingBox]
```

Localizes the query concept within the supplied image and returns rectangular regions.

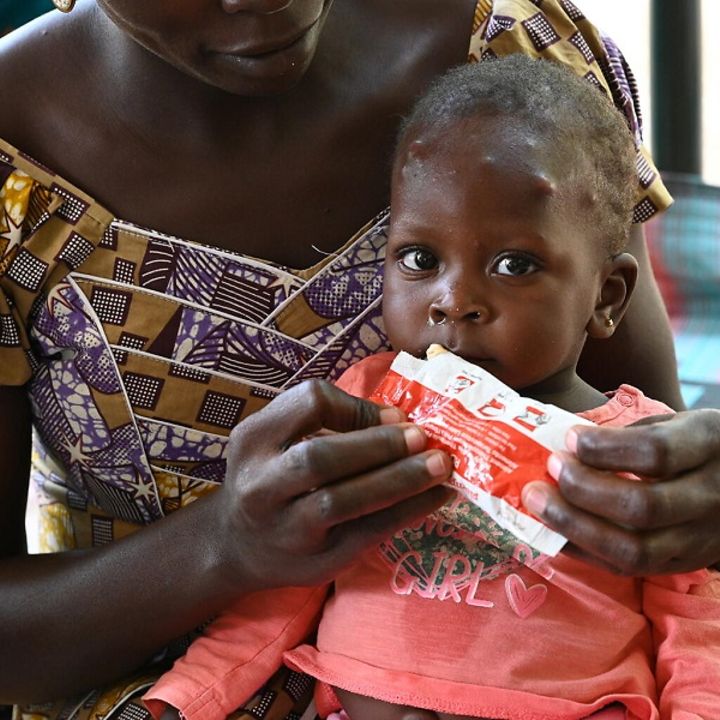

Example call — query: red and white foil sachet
[369,346,594,556]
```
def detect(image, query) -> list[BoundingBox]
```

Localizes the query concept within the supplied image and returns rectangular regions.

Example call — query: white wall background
[579,0,718,186]
[701,1,720,185]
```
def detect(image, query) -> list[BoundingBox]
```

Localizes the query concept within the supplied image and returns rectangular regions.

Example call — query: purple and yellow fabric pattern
[0,1,673,719]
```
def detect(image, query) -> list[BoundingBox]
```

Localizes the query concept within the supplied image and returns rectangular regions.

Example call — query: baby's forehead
[406,113,558,164]
[401,120,572,185]
[392,118,605,247]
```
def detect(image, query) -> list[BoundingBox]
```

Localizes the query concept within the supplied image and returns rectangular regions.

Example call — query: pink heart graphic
[505,573,547,619]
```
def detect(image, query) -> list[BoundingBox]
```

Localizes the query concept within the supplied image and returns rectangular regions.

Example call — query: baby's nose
[428,299,486,326]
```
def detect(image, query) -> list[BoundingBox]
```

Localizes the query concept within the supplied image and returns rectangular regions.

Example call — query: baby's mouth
[430,341,494,367]
[429,329,493,367]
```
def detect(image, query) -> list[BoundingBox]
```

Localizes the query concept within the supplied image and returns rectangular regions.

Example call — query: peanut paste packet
[369,345,594,558]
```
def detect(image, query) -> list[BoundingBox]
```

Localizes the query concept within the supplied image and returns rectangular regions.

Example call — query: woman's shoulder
[0,6,106,164]
[0,10,113,235]
[0,13,113,245]
[362,0,478,31]
[352,0,478,63]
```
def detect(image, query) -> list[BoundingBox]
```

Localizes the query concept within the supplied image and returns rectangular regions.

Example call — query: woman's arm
[0,381,451,703]
[578,223,684,410]
[0,384,257,701]
[0,386,31,560]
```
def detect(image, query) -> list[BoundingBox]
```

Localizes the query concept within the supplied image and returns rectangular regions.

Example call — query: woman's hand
[521,409,720,575]
[212,379,453,591]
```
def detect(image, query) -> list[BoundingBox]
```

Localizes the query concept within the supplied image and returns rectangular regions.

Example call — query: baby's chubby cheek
[382,292,429,356]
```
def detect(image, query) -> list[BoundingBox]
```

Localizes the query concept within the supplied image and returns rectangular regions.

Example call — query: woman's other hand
[521,409,720,575]
[212,379,453,591]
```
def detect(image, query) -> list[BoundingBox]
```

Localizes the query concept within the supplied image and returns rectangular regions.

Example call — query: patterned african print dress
[0,2,670,719]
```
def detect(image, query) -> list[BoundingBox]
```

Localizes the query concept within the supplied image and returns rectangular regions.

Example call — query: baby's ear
[586,252,639,339]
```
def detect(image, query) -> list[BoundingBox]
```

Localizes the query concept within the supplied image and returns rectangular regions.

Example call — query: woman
[0,1,718,718]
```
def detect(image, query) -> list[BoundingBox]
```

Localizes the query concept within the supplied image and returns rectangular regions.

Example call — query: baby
[147,56,720,720]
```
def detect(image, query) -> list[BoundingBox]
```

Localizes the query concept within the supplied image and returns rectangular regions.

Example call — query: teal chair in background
[1,0,53,35]
[646,174,720,409]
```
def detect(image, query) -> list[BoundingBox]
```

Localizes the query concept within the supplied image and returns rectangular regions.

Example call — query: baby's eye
[493,254,539,277]
[398,248,438,272]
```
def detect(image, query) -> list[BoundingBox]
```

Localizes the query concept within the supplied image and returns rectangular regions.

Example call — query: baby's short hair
[397,54,638,254]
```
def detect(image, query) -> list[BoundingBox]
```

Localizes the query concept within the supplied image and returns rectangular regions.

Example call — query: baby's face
[383,118,610,395]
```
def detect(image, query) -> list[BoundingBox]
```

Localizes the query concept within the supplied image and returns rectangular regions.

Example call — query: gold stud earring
[605,316,615,328]
[53,0,76,12]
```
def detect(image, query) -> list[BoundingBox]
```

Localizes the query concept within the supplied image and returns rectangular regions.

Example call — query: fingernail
[426,451,449,477]
[403,426,425,454]
[522,483,548,516]
[566,425,589,454]
[379,407,405,425]
[565,429,578,453]
[546,453,563,480]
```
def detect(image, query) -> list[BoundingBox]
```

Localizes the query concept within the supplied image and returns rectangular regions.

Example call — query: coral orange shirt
[147,353,720,720]
[285,353,720,720]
